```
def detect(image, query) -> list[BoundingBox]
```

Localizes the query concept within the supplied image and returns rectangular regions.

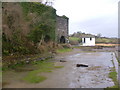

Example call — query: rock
[63,44,72,48]
[26,60,30,64]
[76,64,88,67]
[60,60,67,62]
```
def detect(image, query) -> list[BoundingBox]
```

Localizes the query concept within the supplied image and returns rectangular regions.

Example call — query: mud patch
[87,66,101,70]
[2,82,10,87]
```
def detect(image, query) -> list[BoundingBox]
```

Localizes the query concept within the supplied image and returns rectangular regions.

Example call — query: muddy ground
[2,48,117,88]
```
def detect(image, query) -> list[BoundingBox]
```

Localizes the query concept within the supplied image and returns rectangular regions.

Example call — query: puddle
[3,50,115,88]
[73,53,81,57]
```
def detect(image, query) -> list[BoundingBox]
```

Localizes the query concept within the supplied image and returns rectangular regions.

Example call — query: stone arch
[60,36,65,43]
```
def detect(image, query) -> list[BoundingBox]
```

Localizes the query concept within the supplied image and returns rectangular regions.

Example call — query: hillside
[2,2,57,56]
[69,32,118,45]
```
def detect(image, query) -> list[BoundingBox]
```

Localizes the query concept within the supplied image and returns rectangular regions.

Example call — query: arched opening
[44,35,51,43]
[60,36,65,43]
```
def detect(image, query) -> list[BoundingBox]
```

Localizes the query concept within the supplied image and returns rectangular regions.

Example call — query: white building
[81,35,95,46]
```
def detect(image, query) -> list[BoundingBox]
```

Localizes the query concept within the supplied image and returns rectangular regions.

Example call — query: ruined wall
[2,2,29,40]
[56,16,69,43]
[2,2,57,55]
[2,2,69,44]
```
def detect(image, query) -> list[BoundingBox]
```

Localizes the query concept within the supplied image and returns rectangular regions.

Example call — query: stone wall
[56,16,69,43]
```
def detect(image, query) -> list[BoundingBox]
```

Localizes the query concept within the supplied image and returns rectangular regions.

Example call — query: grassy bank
[96,38,118,44]
[69,37,82,45]
[104,67,119,90]
[2,52,54,71]
[105,58,119,89]
[108,67,118,88]
[107,59,119,88]
[69,37,80,41]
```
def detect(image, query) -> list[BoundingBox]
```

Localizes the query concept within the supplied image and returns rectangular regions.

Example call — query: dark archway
[60,36,65,43]
[44,35,51,43]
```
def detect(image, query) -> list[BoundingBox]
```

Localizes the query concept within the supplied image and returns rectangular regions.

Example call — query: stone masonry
[56,15,69,43]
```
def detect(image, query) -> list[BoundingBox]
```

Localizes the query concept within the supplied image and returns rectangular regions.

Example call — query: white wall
[82,37,95,46]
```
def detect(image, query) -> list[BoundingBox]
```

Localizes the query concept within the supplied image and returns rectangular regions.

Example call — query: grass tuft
[108,68,119,88]
[23,75,46,83]
[54,66,64,68]
[56,48,72,53]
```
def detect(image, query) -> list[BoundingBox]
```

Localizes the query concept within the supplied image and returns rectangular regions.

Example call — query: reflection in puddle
[69,53,81,57]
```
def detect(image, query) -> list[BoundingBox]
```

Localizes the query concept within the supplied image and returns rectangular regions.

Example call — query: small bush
[69,37,82,45]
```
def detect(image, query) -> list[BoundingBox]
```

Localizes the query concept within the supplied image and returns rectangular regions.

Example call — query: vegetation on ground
[69,37,82,45]
[69,31,118,44]
[22,59,64,83]
[54,66,64,68]
[95,38,118,44]
[107,59,119,88]
[3,57,64,84]
[69,37,82,43]
[2,52,53,71]
[56,48,72,53]
[107,67,119,89]
[69,37,80,41]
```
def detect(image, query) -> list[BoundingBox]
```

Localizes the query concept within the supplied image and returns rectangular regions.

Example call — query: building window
[84,38,85,43]
[90,37,92,40]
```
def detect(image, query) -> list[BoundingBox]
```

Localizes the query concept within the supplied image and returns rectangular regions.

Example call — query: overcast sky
[53,0,119,37]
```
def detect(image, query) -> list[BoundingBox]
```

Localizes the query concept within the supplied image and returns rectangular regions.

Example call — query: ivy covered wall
[2,2,57,55]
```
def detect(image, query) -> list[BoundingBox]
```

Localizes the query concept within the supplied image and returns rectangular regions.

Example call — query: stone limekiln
[56,16,69,43]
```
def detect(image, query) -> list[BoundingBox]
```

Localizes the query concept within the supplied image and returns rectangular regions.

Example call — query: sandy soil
[96,44,120,46]
[3,48,115,88]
